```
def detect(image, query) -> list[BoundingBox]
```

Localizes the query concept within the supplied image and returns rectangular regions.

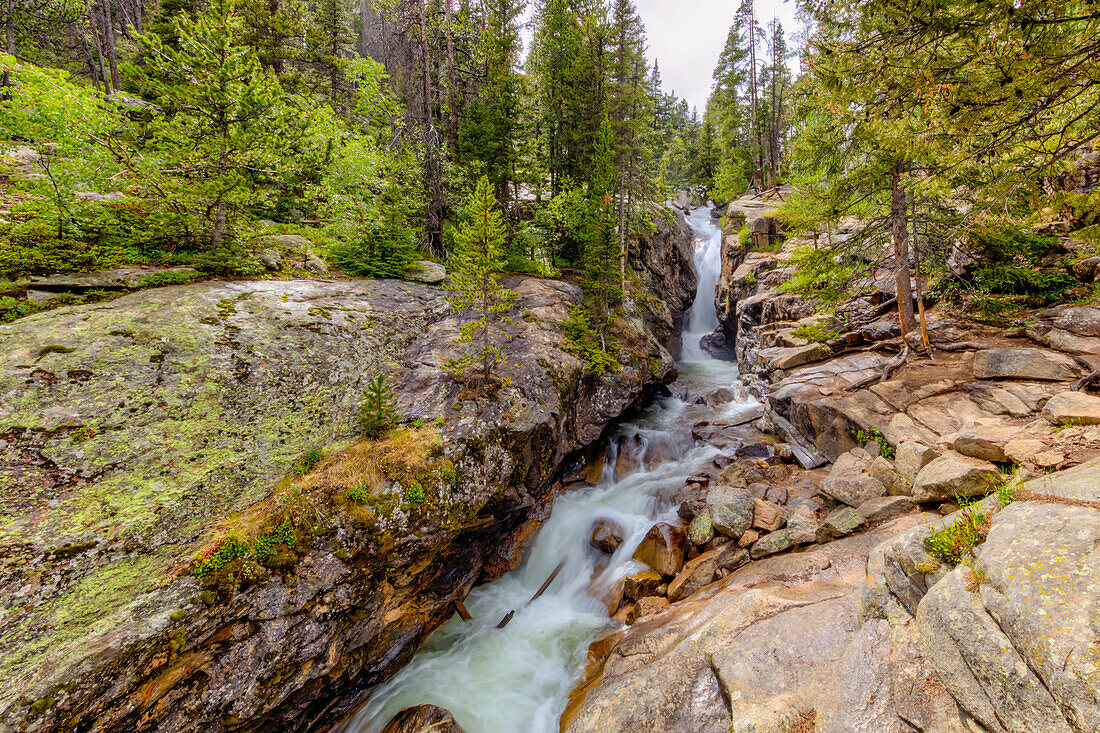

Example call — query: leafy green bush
[403,481,425,505]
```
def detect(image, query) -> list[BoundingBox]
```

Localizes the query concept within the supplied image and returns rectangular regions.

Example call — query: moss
[28,695,56,717]
[168,610,187,623]
[37,345,76,359]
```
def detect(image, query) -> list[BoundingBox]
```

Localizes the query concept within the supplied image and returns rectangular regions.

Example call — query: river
[339,206,761,733]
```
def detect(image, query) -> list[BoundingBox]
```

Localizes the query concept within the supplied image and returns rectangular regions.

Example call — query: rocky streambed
[0,210,697,733]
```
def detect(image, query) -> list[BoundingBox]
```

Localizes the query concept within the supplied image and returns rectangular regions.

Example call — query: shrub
[790,323,839,343]
[290,448,324,475]
[562,303,619,374]
[403,481,425,505]
[358,374,398,439]
[925,504,990,564]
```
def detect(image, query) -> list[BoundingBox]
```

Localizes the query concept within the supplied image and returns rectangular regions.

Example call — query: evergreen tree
[306,0,355,101]
[581,116,622,345]
[358,374,398,438]
[446,175,516,385]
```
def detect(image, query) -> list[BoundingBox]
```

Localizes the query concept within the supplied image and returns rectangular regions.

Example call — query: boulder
[816,507,866,543]
[382,705,467,733]
[1004,438,1047,464]
[750,529,795,559]
[895,441,940,482]
[632,523,687,577]
[261,233,311,249]
[857,496,917,524]
[687,506,715,545]
[869,455,908,495]
[1052,306,1100,336]
[257,249,282,270]
[822,450,887,507]
[405,260,447,285]
[952,424,1023,462]
[24,266,199,291]
[973,348,1083,381]
[1041,390,1100,425]
[758,343,830,371]
[590,519,625,554]
[737,528,760,548]
[706,483,755,539]
[751,498,787,532]
[786,505,819,544]
[667,550,721,602]
[626,595,670,625]
[911,452,1001,503]
[623,571,664,602]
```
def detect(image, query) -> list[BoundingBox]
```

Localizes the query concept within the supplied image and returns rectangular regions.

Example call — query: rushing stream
[340,206,761,733]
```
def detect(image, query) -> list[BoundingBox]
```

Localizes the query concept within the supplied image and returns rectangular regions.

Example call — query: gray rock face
[895,441,940,483]
[707,483,755,538]
[952,424,1022,462]
[750,529,795,558]
[1042,390,1100,425]
[857,496,916,524]
[257,249,282,270]
[816,507,866,542]
[405,260,447,285]
[822,450,887,507]
[973,348,1084,381]
[911,452,1001,502]
[23,266,199,290]
[0,276,676,733]
[1053,306,1100,336]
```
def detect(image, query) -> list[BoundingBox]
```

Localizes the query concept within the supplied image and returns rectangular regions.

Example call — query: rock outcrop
[0,275,678,733]
[629,210,698,357]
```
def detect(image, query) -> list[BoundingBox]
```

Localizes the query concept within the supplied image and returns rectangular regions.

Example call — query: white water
[340,207,758,733]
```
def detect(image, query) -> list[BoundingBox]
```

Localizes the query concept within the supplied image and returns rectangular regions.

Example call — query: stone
[261,233,311,249]
[304,257,329,274]
[623,571,663,602]
[1041,390,1100,425]
[737,529,760,548]
[585,455,605,485]
[257,249,282,270]
[758,343,830,371]
[611,604,633,625]
[895,441,940,482]
[911,452,1001,502]
[750,529,795,559]
[590,519,625,554]
[1070,256,1100,282]
[973,347,1084,381]
[815,507,866,542]
[1004,438,1047,464]
[601,579,625,615]
[686,506,715,545]
[632,523,687,577]
[857,496,916,524]
[952,424,1023,462]
[821,450,887,507]
[667,550,720,602]
[405,260,447,285]
[382,704,467,733]
[706,483,755,539]
[1052,306,1100,336]
[751,498,787,532]
[626,595,669,625]
[1034,451,1065,468]
[869,455,908,495]
[1044,328,1100,355]
[25,266,199,290]
[786,505,819,544]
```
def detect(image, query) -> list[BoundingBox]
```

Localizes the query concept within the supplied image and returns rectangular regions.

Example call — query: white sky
[521,0,801,114]
[637,0,800,113]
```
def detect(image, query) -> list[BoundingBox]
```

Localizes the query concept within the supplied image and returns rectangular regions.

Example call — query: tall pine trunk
[417,0,442,254]
[444,0,458,151]
[747,1,760,192]
[890,163,916,337]
[101,0,120,92]
[2,0,14,95]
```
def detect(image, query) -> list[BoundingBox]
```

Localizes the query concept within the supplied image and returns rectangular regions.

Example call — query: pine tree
[581,116,622,345]
[446,175,516,386]
[358,374,398,438]
[306,0,355,102]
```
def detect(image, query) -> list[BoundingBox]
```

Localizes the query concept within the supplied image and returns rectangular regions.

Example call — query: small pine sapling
[359,374,398,438]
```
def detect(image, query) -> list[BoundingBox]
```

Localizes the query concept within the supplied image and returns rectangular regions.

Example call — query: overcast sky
[636,0,800,113]
[521,1,800,114]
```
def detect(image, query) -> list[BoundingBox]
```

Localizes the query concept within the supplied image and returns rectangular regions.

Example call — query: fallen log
[497,559,566,629]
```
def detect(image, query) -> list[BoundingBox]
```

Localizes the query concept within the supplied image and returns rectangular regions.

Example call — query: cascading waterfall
[339,208,759,733]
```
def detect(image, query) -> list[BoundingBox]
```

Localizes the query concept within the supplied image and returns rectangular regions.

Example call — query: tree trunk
[2,0,15,94]
[890,163,916,337]
[747,2,760,191]
[443,0,458,150]
[417,0,442,253]
[102,0,120,92]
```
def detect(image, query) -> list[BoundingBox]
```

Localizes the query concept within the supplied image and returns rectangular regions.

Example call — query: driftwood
[843,345,910,392]
[454,600,472,621]
[934,340,984,352]
[496,559,566,629]
[1071,355,1100,391]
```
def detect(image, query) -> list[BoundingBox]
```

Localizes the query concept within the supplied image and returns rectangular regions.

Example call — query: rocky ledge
[0,245,693,732]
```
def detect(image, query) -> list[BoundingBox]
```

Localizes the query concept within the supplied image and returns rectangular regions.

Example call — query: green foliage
[191,519,296,577]
[445,176,516,385]
[345,482,371,505]
[403,481,426,506]
[789,323,838,343]
[137,271,199,288]
[969,226,1075,303]
[777,245,864,303]
[925,505,989,565]
[290,448,324,475]
[358,374,398,439]
[855,427,894,459]
[563,304,620,374]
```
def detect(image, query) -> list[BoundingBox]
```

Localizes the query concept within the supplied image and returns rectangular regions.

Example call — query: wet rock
[590,519,625,554]
[973,347,1084,381]
[1041,390,1100,425]
[822,450,887,507]
[585,455,606,485]
[626,595,670,625]
[601,579,626,615]
[896,441,940,482]
[405,260,447,285]
[632,523,687,577]
[952,424,1022,462]
[687,507,715,545]
[706,483,755,539]
[857,496,916,524]
[623,571,663,602]
[750,529,795,559]
[751,498,787,532]
[381,704,467,733]
[911,452,1002,502]
[786,505,819,544]
[816,507,866,542]
[735,443,770,460]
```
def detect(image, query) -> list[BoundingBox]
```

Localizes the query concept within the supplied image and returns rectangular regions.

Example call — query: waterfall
[338,209,758,733]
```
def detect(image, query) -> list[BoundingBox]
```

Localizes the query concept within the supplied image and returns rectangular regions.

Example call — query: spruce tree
[358,374,398,438]
[446,175,516,386]
[581,117,622,348]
